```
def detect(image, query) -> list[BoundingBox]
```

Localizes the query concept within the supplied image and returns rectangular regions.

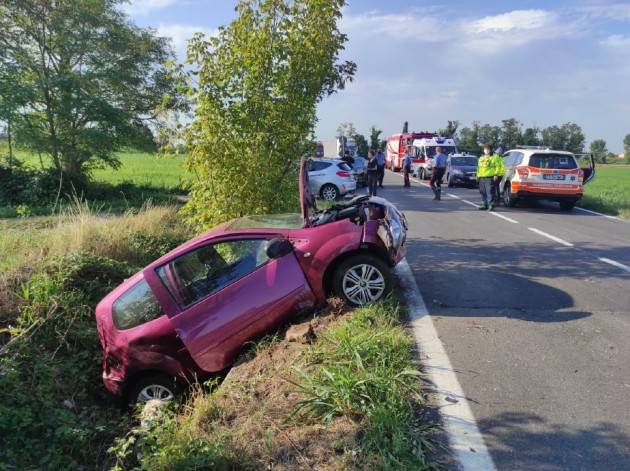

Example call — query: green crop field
[581,165,630,219]
[12,148,189,190]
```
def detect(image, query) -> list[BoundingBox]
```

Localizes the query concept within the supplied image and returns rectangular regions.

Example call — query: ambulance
[409,136,458,179]
[386,132,436,171]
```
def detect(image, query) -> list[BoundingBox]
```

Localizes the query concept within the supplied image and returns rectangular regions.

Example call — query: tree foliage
[590,139,608,163]
[369,125,382,150]
[624,134,630,164]
[0,0,180,184]
[402,121,408,133]
[541,122,585,154]
[182,0,355,229]
[438,120,459,138]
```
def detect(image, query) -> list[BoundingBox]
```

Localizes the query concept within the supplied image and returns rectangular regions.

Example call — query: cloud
[123,0,180,16]
[601,34,630,48]
[471,9,555,33]
[157,24,217,58]
[580,3,630,21]
[341,11,445,41]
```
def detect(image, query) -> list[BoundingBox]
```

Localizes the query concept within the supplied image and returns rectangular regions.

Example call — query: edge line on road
[575,206,625,222]
[489,212,519,224]
[528,227,574,247]
[396,259,496,471]
[598,257,630,273]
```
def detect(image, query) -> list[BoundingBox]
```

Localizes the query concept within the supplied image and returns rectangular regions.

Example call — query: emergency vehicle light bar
[515,145,551,150]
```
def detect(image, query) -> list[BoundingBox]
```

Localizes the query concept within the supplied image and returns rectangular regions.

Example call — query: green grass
[581,165,630,218]
[13,148,189,190]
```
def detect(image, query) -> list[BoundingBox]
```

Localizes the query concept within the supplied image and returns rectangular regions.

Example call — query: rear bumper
[451,175,478,186]
[515,191,582,201]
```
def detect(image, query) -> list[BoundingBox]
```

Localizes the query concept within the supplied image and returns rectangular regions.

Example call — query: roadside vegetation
[109,300,434,471]
[581,165,630,219]
[0,204,193,469]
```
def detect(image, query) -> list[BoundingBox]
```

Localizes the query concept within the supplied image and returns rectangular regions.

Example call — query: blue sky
[126,0,630,152]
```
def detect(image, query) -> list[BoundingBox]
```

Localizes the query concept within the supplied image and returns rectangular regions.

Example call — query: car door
[150,237,316,372]
[308,160,331,194]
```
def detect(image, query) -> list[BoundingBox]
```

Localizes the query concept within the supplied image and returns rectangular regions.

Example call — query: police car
[499,146,595,211]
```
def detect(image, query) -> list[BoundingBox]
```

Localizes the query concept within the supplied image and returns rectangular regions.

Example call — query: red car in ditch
[95,159,407,403]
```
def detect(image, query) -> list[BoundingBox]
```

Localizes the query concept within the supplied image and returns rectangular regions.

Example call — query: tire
[503,183,518,207]
[320,184,339,201]
[447,174,454,188]
[559,201,575,211]
[332,254,392,306]
[128,373,180,405]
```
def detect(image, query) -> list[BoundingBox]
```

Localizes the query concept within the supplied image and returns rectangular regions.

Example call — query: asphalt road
[375,171,630,470]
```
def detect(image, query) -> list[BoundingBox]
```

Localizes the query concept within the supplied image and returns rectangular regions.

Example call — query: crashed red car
[95,159,407,403]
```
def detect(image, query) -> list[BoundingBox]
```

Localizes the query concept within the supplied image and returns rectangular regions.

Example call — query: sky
[125,0,630,152]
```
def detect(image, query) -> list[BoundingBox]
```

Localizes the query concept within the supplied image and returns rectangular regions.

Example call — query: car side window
[157,239,271,309]
[112,279,163,330]
[503,153,513,166]
[514,152,524,165]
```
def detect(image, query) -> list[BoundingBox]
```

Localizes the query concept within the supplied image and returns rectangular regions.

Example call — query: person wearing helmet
[477,143,505,211]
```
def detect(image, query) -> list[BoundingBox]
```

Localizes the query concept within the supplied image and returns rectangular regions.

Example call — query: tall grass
[581,165,630,218]
[292,301,433,470]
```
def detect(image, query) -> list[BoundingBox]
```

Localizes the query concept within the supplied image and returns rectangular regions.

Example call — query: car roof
[507,148,576,157]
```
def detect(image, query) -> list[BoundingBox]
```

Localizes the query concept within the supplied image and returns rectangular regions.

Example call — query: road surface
[376,171,630,470]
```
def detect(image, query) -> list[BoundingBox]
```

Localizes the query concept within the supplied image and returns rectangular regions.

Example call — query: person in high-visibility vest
[477,143,505,211]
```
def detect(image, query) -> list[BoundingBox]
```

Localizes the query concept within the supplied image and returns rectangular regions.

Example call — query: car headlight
[389,212,405,250]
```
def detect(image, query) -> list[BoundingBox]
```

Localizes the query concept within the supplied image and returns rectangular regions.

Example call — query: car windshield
[229,213,304,230]
[451,157,477,166]
[426,146,457,158]
[529,153,577,169]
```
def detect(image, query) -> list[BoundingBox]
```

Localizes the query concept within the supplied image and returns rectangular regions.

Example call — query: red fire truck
[386,132,436,171]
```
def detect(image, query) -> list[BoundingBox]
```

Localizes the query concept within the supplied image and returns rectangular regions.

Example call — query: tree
[458,121,481,154]
[499,118,522,151]
[352,132,368,157]
[541,122,584,153]
[624,134,630,163]
[0,0,180,184]
[369,125,382,150]
[336,122,357,139]
[521,127,541,146]
[438,120,459,138]
[590,139,608,163]
[478,124,501,149]
[183,0,355,228]
[402,121,409,133]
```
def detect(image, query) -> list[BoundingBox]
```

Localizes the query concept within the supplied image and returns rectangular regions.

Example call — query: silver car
[307,158,357,201]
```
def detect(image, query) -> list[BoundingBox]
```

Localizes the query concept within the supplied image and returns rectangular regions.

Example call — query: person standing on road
[492,148,505,206]
[366,149,378,196]
[402,146,413,187]
[477,143,505,211]
[376,148,386,188]
[342,149,355,168]
[430,146,447,200]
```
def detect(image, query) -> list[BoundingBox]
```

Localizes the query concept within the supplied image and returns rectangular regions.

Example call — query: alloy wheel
[137,384,175,403]
[321,185,338,201]
[342,263,386,305]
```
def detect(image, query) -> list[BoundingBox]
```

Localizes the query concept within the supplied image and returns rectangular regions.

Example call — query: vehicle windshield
[229,213,304,230]
[529,154,578,169]
[451,157,477,166]
[426,146,457,158]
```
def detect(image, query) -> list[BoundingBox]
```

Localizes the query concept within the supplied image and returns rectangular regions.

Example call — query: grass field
[14,148,189,190]
[581,165,630,218]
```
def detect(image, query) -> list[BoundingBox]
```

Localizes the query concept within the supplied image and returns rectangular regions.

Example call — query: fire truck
[386,132,438,171]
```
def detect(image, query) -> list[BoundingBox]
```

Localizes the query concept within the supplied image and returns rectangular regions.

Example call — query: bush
[0,253,130,470]
[122,232,188,267]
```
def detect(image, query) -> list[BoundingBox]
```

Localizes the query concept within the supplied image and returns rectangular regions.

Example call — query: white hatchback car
[307,158,357,201]
[499,146,595,210]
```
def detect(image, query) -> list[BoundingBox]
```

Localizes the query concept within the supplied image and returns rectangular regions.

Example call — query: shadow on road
[479,412,630,471]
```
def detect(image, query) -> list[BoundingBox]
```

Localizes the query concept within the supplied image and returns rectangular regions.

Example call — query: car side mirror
[266,238,293,259]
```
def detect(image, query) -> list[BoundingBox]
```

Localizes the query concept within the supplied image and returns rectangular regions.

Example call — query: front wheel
[128,373,180,405]
[332,254,392,306]
[447,174,454,187]
[320,184,339,201]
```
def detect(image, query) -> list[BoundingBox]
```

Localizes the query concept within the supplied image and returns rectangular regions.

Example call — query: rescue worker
[477,143,505,211]
[402,146,413,187]
[366,149,378,196]
[376,148,386,188]
[430,146,447,200]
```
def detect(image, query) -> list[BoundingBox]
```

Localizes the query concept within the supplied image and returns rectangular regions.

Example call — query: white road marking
[528,227,574,247]
[448,193,461,199]
[575,206,624,222]
[396,260,497,471]
[461,199,480,208]
[490,212,519,224]
[599,257,630,273]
